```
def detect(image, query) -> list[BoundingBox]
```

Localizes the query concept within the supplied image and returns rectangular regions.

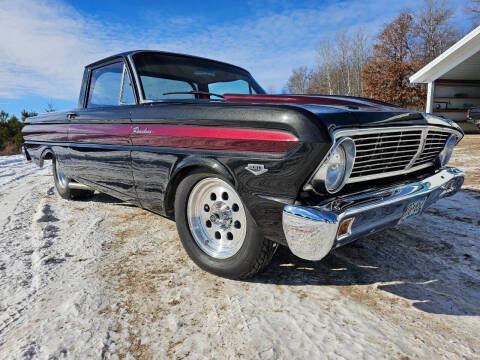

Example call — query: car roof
[85,50,251,74]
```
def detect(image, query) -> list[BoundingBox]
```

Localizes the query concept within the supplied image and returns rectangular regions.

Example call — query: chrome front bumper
[282,167,465,261]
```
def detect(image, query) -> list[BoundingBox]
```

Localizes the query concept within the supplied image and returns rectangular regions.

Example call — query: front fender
[170,156,235,185]
[163,156,236,219]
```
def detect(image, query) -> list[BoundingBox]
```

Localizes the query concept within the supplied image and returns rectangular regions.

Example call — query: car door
[68,59,138,203]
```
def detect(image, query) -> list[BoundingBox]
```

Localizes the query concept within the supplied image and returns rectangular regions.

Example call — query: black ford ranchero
[22,50,465,279]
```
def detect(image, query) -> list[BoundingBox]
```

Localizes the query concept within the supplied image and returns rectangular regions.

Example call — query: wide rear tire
[174,171,277,279]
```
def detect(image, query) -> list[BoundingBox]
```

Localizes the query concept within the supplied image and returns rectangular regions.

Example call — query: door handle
[66,112,78,119]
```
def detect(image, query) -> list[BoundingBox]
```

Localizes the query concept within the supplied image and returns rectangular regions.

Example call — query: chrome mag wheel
[55,160,68,189]
[187,178,247,259]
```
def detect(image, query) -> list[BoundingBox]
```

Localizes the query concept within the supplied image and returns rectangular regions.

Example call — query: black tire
[174,171,277,279]
[52,157,94,200]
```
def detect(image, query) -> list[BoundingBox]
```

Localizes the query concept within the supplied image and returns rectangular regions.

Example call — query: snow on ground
[0,137,479,359]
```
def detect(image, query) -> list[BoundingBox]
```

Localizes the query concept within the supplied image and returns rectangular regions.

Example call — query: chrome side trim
[284,167,464,261]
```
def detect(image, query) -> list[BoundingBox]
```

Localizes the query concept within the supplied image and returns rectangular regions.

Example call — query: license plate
[400,196,428,223]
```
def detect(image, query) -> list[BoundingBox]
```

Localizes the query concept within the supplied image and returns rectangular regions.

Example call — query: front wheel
[174,172,277,279]
[52,157,94,200]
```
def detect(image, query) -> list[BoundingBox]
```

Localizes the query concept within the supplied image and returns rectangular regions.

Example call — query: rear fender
[39,147,54,168]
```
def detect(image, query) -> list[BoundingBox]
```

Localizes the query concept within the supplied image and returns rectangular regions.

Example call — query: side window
[88,62,135,108]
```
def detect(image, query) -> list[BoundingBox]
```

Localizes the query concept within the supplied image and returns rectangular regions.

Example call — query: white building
[410,25,480,133]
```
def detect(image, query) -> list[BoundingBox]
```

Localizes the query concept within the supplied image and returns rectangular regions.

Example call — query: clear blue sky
[0,0,472,118]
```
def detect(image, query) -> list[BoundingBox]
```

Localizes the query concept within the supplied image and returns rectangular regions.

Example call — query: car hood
[223,94,460,132]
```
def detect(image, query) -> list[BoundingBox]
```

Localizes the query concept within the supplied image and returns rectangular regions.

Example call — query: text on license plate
[400,196,428,223]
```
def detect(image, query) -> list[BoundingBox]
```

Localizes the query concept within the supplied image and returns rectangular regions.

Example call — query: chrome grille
[413,130,450,166]
[350,130,422,178]
[333,127,458,183]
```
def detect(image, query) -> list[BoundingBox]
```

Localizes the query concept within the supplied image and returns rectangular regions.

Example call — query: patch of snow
[0,154,478,359]
[0,154,25,167]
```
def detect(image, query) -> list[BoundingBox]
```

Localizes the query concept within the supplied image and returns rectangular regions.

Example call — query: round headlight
[326,145,346,192]
[310,137,356,194]
[437,134,457,168]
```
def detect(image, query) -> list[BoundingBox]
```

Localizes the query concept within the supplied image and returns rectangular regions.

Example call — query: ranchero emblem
[245,164,268,176]
[133,127,152,134]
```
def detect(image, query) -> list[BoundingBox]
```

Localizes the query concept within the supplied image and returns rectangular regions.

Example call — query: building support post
[426,81,435,113]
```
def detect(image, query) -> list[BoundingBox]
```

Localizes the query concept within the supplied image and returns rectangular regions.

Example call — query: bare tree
[311,39,336,94]
[415,0,459,62]
[307,29,370,96]
[286,66,311,94]
[464,0,480,27]
[45,102,56,112]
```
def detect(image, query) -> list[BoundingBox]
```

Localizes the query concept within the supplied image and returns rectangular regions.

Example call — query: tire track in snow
[0,176,49,340]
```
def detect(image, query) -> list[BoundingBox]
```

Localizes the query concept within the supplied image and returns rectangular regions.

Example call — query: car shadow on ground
[89,192,138,207]
[250,190,480,317]
[252,235,480,316]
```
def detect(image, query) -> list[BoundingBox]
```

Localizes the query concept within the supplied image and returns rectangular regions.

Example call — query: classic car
[22,50,465,279]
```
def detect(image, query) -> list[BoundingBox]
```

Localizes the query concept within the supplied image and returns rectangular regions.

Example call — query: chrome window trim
[126,54,149,104]
[118,63,127,105]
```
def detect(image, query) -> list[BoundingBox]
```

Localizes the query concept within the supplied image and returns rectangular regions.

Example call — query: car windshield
[132,52,265,101]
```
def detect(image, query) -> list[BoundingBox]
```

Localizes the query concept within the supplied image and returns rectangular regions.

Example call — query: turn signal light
[337,218,354,239]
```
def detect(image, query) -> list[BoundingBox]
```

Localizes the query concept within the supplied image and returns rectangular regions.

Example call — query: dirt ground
[451,135,480,189]
[0,136,479,359]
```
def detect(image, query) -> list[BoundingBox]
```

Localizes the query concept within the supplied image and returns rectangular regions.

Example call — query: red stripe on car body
[130,125,298,153]
[24,123,298,153]
[69,124,133,145]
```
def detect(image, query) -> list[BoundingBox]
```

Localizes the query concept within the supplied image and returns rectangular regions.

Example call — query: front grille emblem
[405,128,428,170]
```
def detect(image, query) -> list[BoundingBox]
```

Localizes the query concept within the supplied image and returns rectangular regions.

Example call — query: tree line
[286,0,478,109]
[0,108,55,155]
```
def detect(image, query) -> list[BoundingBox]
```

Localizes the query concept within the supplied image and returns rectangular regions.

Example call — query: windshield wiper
[162,91,225,99]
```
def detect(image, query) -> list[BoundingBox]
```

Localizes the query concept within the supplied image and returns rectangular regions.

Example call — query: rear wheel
[52,157,94,200]
[174,171,277,279]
